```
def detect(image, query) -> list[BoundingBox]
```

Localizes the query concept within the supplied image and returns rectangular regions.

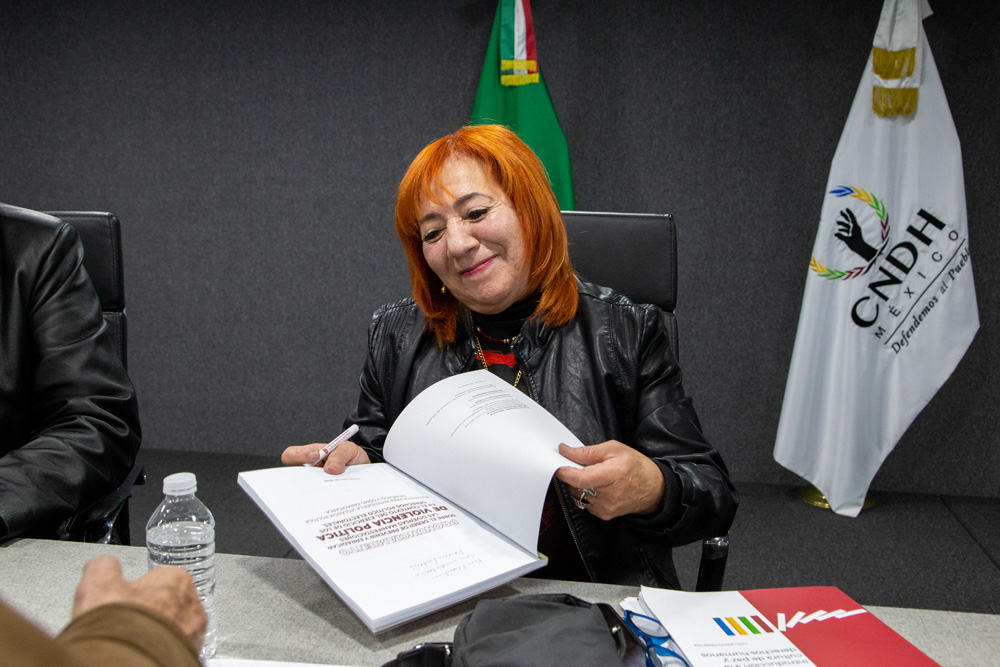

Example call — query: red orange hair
[394,125,577,346]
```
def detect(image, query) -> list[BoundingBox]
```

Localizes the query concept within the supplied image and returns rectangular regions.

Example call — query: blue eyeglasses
[622,610,690,667]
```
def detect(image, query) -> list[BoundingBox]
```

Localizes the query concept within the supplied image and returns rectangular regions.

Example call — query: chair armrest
[695,533,730,592]
[56,463,145,545]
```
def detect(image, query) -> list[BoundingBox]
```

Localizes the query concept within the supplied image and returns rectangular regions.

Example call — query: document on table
[239,371,585,632]
[636,586,941,667]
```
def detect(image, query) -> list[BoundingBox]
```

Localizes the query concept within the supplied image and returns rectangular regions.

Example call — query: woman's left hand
[555,441,665,520]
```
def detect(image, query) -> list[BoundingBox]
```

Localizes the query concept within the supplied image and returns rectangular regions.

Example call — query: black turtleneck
[466,292,540,394]
[470,291,541,341]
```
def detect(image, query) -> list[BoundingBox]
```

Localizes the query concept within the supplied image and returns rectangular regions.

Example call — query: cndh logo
[809,185,948,330]
[810,186,890,280]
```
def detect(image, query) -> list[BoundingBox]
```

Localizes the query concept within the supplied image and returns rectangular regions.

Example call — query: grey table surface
[1,539,997,666]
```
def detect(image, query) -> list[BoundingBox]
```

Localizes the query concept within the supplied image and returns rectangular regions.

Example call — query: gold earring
[440,284,447,294]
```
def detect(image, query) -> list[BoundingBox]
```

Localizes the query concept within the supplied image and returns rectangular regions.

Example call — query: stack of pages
[239,371,585,632]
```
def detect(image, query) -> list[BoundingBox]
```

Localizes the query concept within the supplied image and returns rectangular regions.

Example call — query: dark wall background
[3,1,997,497]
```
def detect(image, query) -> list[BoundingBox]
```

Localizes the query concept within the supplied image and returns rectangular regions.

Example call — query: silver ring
[574,488,597,510]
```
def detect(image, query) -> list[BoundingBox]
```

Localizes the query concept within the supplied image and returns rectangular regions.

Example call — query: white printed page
[238,464,543,632]
[383,370,584,554]
[639,588,814,667]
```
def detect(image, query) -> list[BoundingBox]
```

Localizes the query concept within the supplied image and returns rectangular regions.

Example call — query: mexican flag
[470,0,575,210]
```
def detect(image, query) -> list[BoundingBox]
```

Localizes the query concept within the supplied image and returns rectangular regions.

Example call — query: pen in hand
[306,424,360,467]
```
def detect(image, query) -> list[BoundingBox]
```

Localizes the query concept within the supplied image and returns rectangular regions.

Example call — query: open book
[238,370,584,632]
[631,586,940,666]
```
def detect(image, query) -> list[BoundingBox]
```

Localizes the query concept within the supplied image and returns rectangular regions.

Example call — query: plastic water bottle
[146,472,217,660]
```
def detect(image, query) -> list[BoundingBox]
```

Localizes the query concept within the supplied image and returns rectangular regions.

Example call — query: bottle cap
[162,472,197,495]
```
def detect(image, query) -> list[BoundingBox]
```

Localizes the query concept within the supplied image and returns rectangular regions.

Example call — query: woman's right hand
[280,440,371,474]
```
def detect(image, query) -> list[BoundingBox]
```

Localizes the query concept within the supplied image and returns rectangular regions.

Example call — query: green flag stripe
[470,2,575,210]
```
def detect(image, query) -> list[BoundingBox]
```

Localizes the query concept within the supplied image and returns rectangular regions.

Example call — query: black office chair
[562,210,730,592]
[46,211,144,545]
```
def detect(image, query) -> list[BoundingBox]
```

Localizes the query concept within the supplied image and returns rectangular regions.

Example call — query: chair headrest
[46,211,125,311]
[562,211,677,312]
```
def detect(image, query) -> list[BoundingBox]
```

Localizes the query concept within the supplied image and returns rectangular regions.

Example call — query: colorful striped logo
[714,608,867,636]
[713,616,775,636]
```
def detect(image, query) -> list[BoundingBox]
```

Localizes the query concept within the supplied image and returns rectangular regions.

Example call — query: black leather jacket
[0,204,140,539]
[347,279,737,587]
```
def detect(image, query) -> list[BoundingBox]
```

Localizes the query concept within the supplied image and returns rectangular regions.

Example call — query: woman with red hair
[283,125,736,587]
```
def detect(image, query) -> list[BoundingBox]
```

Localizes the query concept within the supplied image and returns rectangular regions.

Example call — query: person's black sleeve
[0,223,140,538]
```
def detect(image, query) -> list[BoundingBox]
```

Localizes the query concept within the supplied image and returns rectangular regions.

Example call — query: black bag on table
[382,593,646,667]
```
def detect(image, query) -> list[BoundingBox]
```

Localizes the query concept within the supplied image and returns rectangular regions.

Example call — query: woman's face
[417,156,531,315]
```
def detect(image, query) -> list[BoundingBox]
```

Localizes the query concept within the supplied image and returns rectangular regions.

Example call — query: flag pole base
[795,485,875,512]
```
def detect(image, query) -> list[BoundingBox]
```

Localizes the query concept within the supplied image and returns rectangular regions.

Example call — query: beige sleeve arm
[54,602,201,667]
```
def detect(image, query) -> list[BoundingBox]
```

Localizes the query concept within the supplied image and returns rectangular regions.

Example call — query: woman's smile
[460,255,496,277]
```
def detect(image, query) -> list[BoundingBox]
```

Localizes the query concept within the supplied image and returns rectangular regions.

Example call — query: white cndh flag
[773,0,978,517]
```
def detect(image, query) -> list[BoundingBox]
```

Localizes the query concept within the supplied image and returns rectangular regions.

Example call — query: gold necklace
[474,334,522,388]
